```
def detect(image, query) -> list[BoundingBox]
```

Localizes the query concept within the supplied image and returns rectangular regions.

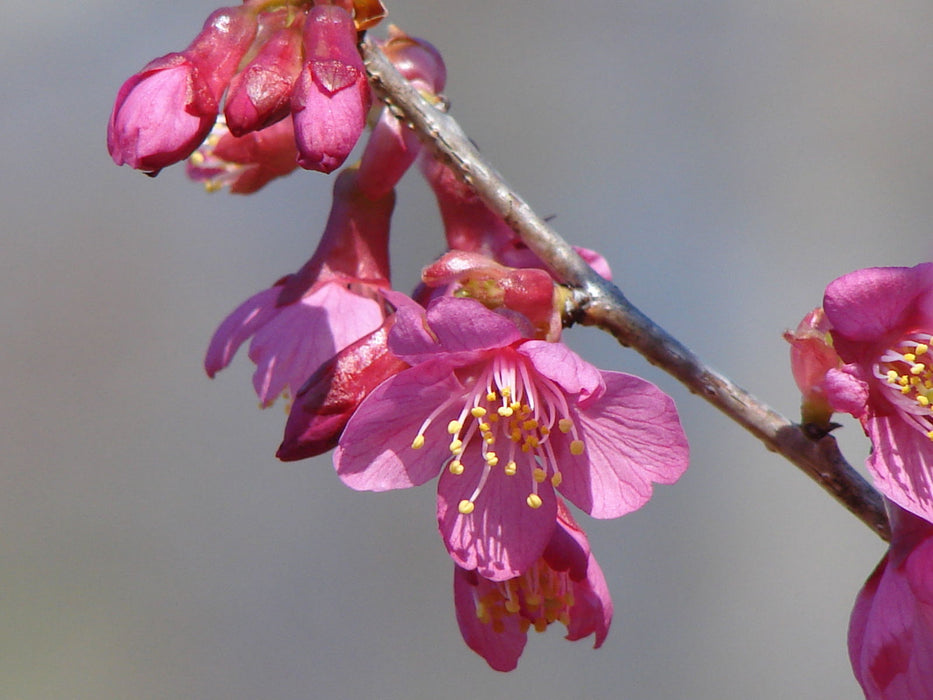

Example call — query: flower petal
[453,567,526,672]
[204,287,280,378]
[437,442,558,580]
[518,340,604,402]
[335,361,463,490]
[865,414,933,524]
[554,371,689,519]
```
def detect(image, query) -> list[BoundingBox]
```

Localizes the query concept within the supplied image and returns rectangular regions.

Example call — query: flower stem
[360,37,890,541]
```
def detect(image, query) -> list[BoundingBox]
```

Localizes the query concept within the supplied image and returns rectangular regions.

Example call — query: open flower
[205,168,393,405]
[849,502,933,699]
[822,263,933,523]
[334,296,689,579]
[454,499,612,671]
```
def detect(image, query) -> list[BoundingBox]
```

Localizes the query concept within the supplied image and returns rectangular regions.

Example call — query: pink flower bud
[784,307,840,426]
[291,5,371,173]
[224,12,304,137]
[107,6,258,174]
[186,117,299,194]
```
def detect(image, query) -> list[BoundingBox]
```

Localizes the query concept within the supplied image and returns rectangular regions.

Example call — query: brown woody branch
[360,37,890,541]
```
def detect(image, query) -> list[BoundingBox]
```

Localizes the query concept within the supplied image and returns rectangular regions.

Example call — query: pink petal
[453,567,526,672]
[248,284,383,405]
[824,265,929,342]
[204,287,280,378]
[554,371,689,519]
[518,340,604,402]
[437,443,558,581]
[335,361,464,491]
[865,415,933,525]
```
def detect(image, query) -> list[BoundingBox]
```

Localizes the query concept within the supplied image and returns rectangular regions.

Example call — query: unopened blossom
[187,117,299,194]
[454,499,612,671]
[784,307,840,427]
[291,4,371,173]
[849,502,933,700]
[334,296,689,580]
[108,6,258,174]
[356,28,447,199]
[205,168,393,405]
[277,316,409,460]
[822,263,933,523]
[223,9,304,136]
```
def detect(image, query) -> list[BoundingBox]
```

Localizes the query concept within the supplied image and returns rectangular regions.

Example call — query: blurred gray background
[3,1,931,698]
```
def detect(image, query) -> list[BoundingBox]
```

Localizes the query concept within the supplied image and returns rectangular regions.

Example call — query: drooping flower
[334,295,689,580]
[107,6,258,174]
[784,307,841,427]
[205,168,393,406]
[849,502,933,700]
[821,263,933,523]
[291,4,371,173]
[454,499,612,671]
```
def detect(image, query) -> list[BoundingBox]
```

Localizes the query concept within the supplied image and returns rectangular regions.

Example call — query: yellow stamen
[533,467,547,483]
[449,460,464,475]
[411,434,425,449]
[558,418,573,433]
[447,420,461,434]
[526,494,543,509]
[570,440,585,455]
[458,500,475,515]
[471,407,487,418]
[504,461,517,476]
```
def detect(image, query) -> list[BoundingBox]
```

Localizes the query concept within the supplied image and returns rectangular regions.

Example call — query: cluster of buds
[108,1,691,670]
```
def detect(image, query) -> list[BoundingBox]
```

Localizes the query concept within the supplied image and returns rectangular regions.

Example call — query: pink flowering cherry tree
[107,0,929,691]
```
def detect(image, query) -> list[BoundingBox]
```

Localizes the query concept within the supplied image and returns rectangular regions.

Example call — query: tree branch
[361,37,890,542]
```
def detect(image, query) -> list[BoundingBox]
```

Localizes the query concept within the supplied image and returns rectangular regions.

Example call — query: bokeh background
[4,1,932,698]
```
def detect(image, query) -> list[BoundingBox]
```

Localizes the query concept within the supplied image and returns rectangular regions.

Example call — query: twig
[361,37,890,542]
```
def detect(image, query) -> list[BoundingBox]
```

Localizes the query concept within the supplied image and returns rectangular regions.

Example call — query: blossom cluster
[108,0,691,670]
[788,263,933,698]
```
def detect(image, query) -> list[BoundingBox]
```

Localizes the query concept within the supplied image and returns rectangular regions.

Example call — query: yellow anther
[458,499,475,515]
[486,391,498,402]
[504,461,517,476]
[903,385,914,394]
[887,370,900,382]
[526,493,543,509]
[498,406,514,417]
[471,407,487,418]
[522,419,538,431]
[479,422,490,432]
[570,440,585,456]
[411,434,425,449]
[899,376,910,386]
[919,396,931,407]
[525,436,540,449]
[558,418,573,433]
[501,387,511,398]
[510,401,521,412]
[504,599,521,614]
[449,460,464,475]
[551,472,563,488]
[540,426,550,436]
[533,467,547,483]
[927,431,933,441]
[905,353,917,363]
[486,453,499,466]
[533,618,548,633]
[916,343,929,355]
[911,364,926,375]
[447,420,462,434]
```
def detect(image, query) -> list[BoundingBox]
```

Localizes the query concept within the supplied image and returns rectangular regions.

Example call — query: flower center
[875,331,933,440]
[410,351,585,514]
[474,560,575,635]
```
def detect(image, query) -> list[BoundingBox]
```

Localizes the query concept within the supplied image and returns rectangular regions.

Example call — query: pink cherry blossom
[822,263,933,523]
[205,168,393,406]
[454,499,612,671]
[334,295,689,580]
[849,502,933,699]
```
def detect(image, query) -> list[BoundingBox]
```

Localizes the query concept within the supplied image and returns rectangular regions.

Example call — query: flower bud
[107,6,258,174]
[291,5,371,173]
[784,307,840,426]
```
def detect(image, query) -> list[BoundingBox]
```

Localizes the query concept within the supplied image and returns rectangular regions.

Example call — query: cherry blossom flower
[822,263,933,523]
[454,499,612,671]
[334,295,689,579]
[205,168,393,405]
[849,502,933,700]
